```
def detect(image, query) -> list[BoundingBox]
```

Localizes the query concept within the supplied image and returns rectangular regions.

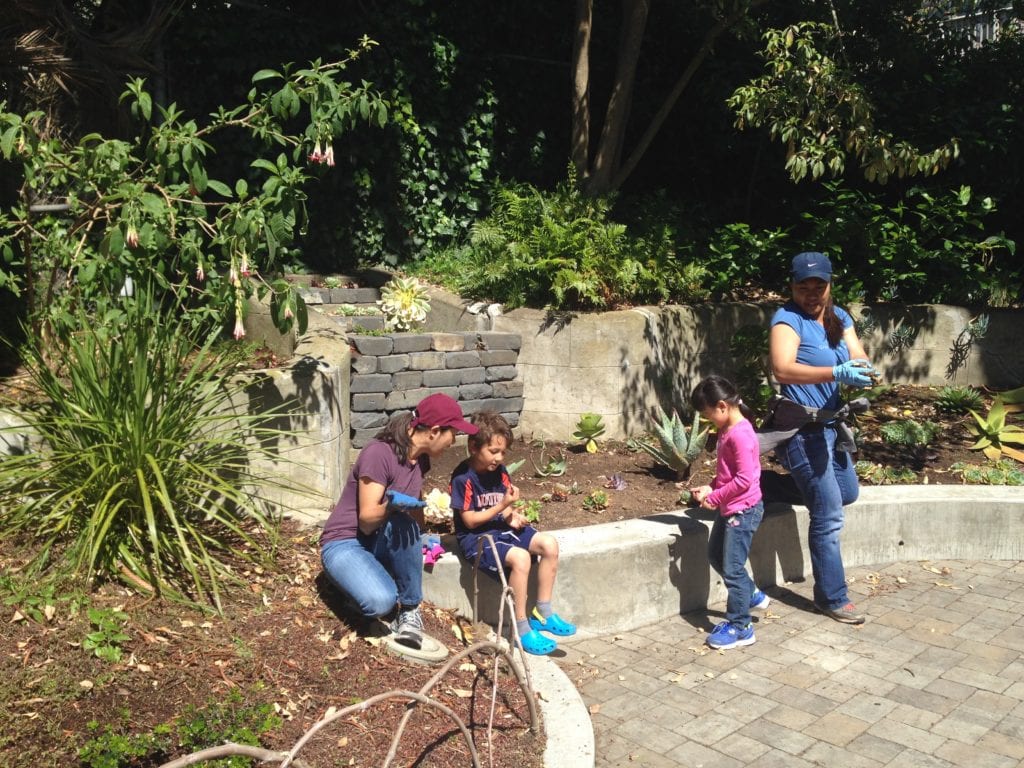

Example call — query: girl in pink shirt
[690,376,768,650]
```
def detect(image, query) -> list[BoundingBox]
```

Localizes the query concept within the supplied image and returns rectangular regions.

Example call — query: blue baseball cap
[791,251,832,283]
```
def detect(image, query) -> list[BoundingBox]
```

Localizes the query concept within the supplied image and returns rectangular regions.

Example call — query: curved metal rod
[382,639,537,767]
[279,689,480,768]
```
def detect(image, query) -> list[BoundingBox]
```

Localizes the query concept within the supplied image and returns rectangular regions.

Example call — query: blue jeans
[708,502,764,627]
[780,425,859,611]
[320,512,422,618]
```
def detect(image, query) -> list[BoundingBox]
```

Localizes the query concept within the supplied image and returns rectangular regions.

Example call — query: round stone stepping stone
[384,632,449,665]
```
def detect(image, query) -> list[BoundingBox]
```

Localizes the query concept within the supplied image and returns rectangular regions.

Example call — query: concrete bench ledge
[422,485,1024,637]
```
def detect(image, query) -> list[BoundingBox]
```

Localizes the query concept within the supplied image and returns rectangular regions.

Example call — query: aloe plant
[573,412,606,453]
[631,408,709,480]
[967,399,1024,463]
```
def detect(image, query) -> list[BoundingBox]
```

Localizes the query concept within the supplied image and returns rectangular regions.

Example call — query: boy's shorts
[464,527,538,574]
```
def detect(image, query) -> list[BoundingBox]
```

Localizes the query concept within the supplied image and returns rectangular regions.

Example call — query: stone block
[350,335,393,355]
[392,371,423,390]
[485,365,518,382]
[459,383,493,400]
[460,397,525,415]
[298,287,327,304]
[352,393,386,411]
[392,334,433,353]
[459,367,487,384]
[351,428,379,448]
[349,373,392,393]
[386,387,459,410]
[492,380,525,398]
[479,332,521,350]
[378,354,411,374]
[350,355,377,374]
[408,351,446,370]
[422,369,464,387]
[331,287,378,304]
[431,333,465,352]
[445,351,482,369]
[350,411,389,430]
[479,349,518,366]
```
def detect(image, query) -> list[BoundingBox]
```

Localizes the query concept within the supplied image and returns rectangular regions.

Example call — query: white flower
[423,488,452,524]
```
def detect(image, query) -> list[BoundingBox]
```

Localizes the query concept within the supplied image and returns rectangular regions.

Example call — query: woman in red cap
[320,393,478,649]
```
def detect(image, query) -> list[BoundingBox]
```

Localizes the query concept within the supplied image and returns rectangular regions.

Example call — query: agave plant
[377,276,430,331]
[934,385,983,414]
[631,408,709,480]
[572,412,606,453]
[967,399,1024,463]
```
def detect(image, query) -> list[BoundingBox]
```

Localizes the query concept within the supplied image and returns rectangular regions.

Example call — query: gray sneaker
[815,602,865,625]
[391,606,424,649]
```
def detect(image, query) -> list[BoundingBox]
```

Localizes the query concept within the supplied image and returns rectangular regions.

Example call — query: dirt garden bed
[427,383,1022,532]
[2,382,1019,767]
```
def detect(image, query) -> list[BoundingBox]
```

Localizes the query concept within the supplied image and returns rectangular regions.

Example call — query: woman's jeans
[780,425,859,611]
[321,512,422,618]
[708,502,764,627]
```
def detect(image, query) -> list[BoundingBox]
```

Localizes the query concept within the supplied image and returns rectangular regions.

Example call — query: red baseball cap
[410,393,479,434]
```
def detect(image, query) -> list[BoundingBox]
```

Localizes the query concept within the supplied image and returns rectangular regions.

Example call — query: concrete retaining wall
[421,485,1024,637]
[488,303,1024,441]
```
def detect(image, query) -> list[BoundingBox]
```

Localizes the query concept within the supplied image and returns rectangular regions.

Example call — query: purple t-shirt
[320,440,429,544]
[771,301,853,410]
[706,418,762,516]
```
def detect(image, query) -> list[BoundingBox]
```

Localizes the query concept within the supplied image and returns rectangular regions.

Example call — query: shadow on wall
[621,305,775,434]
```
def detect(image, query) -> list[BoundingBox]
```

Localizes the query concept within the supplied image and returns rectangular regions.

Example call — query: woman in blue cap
[769,252,876,624]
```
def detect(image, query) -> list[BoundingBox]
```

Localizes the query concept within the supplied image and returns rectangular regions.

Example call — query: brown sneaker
[815,602,865,625]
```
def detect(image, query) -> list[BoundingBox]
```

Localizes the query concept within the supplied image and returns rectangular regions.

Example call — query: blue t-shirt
[771,301,853,410]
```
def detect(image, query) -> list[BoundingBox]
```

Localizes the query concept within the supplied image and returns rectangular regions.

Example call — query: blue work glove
[832,359,874,388]
[385,490,426,509]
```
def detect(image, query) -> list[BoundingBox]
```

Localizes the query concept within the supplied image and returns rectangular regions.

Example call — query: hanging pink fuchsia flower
[195,262,205,282]
[324,144,335,167]
[125,225,139,249]
[308,140,323,163]
[229,265,240,286]
[240,253,250,277]
[233,315,246,340]
[284,305,294,320]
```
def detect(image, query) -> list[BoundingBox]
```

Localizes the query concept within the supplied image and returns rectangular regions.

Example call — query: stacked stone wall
[348,331,524,447]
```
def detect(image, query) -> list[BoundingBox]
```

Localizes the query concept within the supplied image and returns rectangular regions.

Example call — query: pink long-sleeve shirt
[705,418,762,516]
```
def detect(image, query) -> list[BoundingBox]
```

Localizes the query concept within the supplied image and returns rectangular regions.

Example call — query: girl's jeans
[780,424,859,611]
[708,501,764,627]
[321,512,422,618]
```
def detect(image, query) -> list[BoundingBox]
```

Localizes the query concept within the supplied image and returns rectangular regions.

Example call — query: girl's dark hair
[374,412,451,463]
[823,298,843,347]
[468,411,514,451]
[690,375,756,422]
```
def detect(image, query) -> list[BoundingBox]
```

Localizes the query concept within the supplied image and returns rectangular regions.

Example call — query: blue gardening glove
[385,490,426,510]
[832,359,873,388]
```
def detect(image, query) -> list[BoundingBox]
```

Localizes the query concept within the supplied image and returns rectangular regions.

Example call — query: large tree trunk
[570,0,593,182]
[573,0,771,197]
[583,0,648,196]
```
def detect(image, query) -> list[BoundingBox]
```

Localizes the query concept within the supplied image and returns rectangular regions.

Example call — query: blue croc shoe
[519,629,557,656]
[529,607,577,637]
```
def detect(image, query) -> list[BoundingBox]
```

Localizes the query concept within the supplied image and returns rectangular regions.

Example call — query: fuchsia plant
[0,36,388,342]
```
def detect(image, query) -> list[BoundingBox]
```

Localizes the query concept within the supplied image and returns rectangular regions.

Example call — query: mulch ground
[1,383,1016,767]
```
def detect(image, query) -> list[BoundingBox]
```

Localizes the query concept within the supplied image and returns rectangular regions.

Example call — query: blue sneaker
[750,589,771,611]
[707,621,755,650]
